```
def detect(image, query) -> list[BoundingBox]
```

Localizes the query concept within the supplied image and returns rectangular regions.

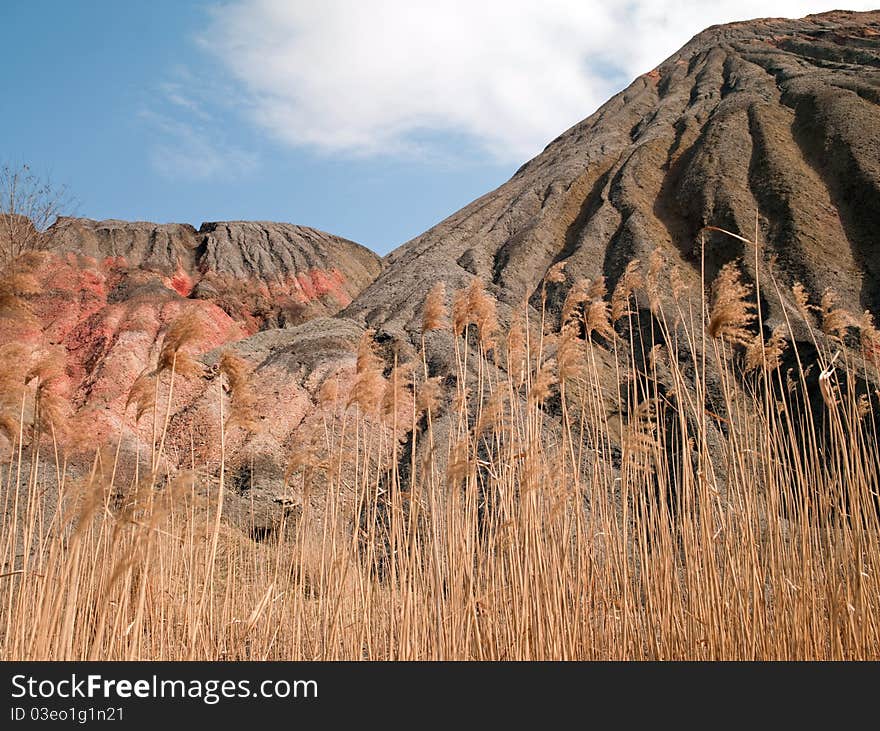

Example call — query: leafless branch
[0,163,74,266]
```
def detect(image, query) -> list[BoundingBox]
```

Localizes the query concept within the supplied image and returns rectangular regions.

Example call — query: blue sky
[2,1,874,254]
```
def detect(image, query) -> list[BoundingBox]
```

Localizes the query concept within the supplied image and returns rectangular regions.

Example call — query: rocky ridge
[349,10,880,343]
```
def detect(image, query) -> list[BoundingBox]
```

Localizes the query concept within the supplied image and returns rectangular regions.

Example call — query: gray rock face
[345,10,880,339]
[47,217,383,325]
[198,221,380,287]
[195,221,382,321]
[49,217,200,275]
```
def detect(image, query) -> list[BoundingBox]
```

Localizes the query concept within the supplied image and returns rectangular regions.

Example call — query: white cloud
[202,1,877,162]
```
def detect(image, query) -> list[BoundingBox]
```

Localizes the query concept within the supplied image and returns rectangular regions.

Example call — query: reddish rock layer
[0,220,383,489]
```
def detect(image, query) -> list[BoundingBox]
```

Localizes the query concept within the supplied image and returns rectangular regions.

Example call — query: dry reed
[2,246,880,661]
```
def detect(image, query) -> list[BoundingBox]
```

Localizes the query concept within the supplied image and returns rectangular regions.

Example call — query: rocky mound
[0,220,381,512]
[49,218,382,327]
[347,10,880,341]
[332,9,880,523]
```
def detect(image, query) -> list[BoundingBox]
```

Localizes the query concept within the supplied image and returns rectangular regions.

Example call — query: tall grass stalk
[1,250,879,660]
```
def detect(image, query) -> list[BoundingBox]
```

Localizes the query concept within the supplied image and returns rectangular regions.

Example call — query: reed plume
[416,376,443,416]
[421,282,448,333]
[587,276,607,301]
[670,264,689,301]
[220,350,259,433]
[544,261,567,285]
[585,296,614,343]
[126,370,156,423]
[859,311,880,365]
[451,286,469,337]
[0,411,18,445]
[446,438,470,485]
[622,398,659,473]
[528,359,557,405]
[318,375,341,410]
[611,260,643,322]
[158,309,206,377]
[765,326,788,372]
[382,361,414,419]
[475,392,506,436]
[646,248,665,315]
[0,342,32,443]
[24,346,65,387]
[820,289,853,340]
[348,329,385,415]
[708,261,755,346]
[26,347,69,439]
[561,277,590,327]
[648,343,666,372]
[0,269,40,323]
[287,431,327,482]
[466,279,499,350]
[745,326,788,373]
[557,322,585,382]
[792,282,820,327]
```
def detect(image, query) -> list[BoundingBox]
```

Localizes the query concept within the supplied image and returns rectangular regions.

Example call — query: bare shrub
[0,163,73,266]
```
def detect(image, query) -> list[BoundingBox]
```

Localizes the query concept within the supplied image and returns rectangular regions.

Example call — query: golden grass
[1,233,880,660]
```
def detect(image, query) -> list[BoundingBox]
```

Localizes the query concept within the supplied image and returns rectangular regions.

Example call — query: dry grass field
[2,231,879,660]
